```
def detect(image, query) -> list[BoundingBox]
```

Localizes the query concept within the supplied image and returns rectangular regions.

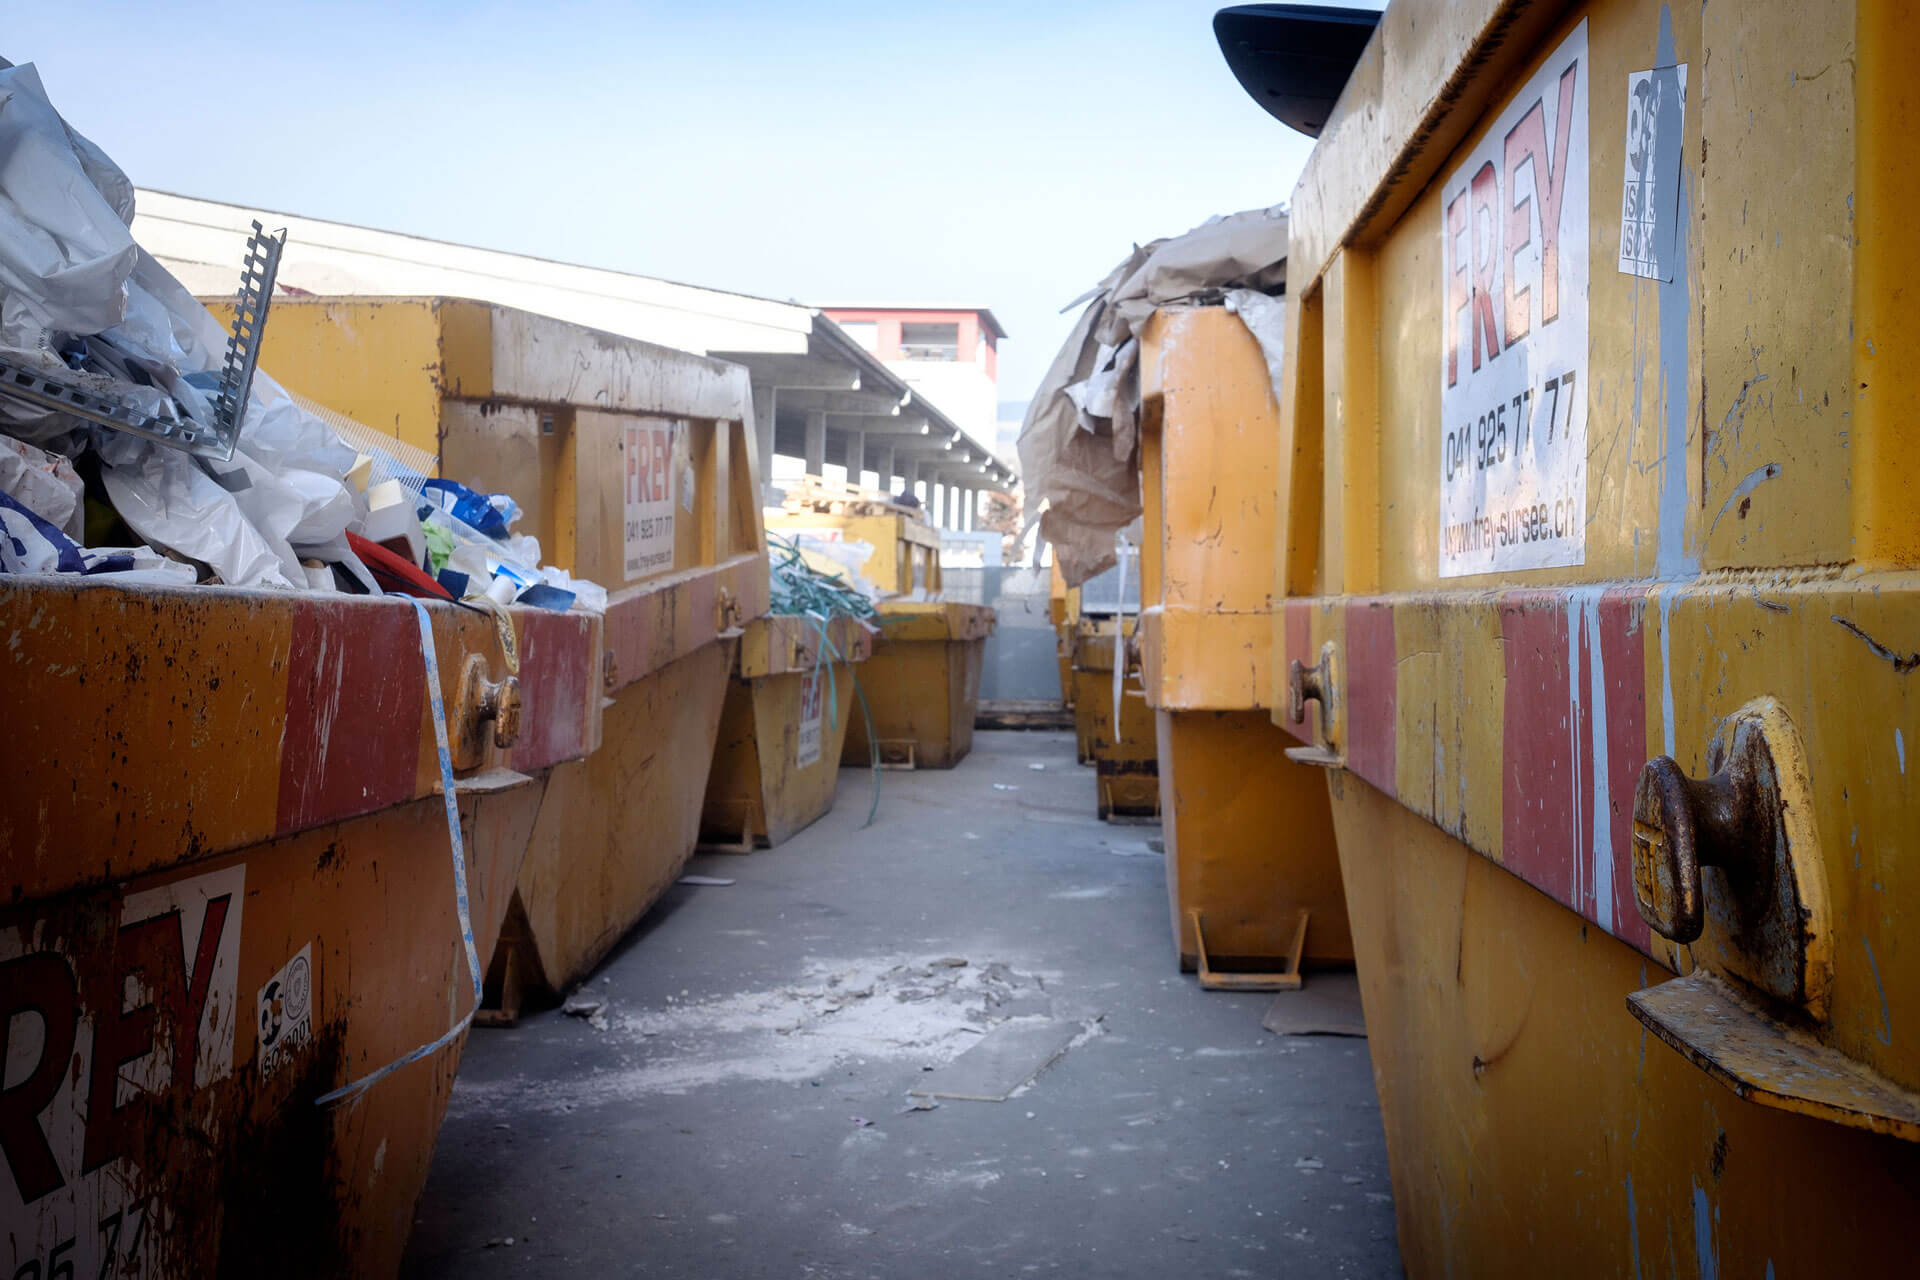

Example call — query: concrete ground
[405,730,1402,1278]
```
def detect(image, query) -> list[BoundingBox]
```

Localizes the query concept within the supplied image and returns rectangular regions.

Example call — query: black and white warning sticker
[1617,63,1688,281]
[1437,20,1590,578]
[258,942,314,1079]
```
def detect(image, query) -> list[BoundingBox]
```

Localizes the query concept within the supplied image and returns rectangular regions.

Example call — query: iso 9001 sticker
[1438,20,1589,578]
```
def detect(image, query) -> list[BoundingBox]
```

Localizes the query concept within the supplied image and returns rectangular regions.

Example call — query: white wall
[885,359,997,444]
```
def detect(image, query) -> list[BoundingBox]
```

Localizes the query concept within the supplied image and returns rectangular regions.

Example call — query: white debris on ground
[452,955,1060,1113]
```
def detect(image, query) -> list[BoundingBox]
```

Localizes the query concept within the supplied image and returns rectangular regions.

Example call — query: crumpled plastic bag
[538,564,606,614]
[0,434,82,541]
[0,489,195,585]
[98,442,298,589]
[0,61,137,346]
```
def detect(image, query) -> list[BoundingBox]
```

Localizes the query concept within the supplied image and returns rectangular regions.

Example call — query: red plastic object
[346,531,453,601]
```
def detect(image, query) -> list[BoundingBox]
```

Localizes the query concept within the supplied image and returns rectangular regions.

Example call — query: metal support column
[803,409,826,478]
[847,430,866,487]
[751,381,776,487]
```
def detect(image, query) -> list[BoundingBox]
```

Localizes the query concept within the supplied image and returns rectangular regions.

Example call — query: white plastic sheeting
[0,57,362,590]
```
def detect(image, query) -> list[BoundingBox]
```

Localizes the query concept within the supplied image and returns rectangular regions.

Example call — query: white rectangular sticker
[1439,20,1590,578]
[1617,64,1689,280]
[796,665,825,769]
[623,419,678,581]
[2,863,244,1277]
[257,942,314,1079]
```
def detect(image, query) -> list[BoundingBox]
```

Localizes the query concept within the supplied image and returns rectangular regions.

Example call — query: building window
[900,322,960,360]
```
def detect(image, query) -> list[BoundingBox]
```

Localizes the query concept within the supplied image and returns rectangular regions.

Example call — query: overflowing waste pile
[768,531,879,625]
[1016,204,1288,583]
[0,59,601,612]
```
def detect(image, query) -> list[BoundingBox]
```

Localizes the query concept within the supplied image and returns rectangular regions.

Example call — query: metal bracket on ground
[1191,907,1310,993]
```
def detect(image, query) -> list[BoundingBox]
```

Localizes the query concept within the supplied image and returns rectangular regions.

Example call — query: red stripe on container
[276,600,422,835]
[512,611,594,769]
[688,574,716,645]
[1500,593,1576,907]
[602,592,656,694]
[1500,589,1654,955]
[1596,589,1651,952]
[1344,600,1397,797]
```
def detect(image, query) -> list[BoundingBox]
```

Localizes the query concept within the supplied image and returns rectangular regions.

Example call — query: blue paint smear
[1654,8,1698,579]
[1659,582,1680,756]
[1626,1176,1645,1280]
[1864,935,1894,1045]
[1693,1180,1718,1280]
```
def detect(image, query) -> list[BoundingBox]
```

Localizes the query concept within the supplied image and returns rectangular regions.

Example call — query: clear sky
[9,1,1365,406]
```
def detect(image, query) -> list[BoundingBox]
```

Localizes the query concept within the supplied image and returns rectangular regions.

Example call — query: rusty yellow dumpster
[1271,1,1920,1272]
[1050,560,1078,731]
[0,577,600,1277]
[1065,587,1095,763]
[1134,305,1348,982]
[768,505,995,769]
[700,612,875,848]
[1069,615,1160,820]
[840,600,994,768]
[229,297,769,1015]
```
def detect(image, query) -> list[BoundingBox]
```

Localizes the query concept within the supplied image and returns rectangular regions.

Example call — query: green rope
[768,533,879,623]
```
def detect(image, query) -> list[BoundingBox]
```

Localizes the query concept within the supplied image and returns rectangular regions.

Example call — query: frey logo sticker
[1,863,244,1277]
[1438,20,1590,578]
[623,418,680,581]
[257,942,314,1079]
[796,665,826,769]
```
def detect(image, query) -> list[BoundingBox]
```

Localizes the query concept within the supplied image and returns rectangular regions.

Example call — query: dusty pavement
[404,730,1402,1278]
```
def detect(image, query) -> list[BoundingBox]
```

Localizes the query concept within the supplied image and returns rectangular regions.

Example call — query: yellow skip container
[226,297,769,1016]
[1270,1,1920,1272]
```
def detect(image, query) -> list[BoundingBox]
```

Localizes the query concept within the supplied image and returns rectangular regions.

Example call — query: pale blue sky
[9,1,1361,403]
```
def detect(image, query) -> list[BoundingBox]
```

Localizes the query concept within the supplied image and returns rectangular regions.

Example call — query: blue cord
[317,599,483,1108]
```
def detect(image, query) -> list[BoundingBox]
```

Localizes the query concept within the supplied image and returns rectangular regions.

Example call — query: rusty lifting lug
[717,585,745,635]
[1629,697,1831,1015]
[452,652,523,770]
[1619,700,1912,1139]
[1282,642,1343,769]
[1631,738,1776,945]
[1288,643,1336,736]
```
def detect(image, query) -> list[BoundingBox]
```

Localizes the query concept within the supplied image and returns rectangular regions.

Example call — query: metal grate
[0,222,287,461]
[209,222,287,454]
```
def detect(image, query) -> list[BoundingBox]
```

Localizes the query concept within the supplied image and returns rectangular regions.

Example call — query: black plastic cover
[1213,4,1383,137]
